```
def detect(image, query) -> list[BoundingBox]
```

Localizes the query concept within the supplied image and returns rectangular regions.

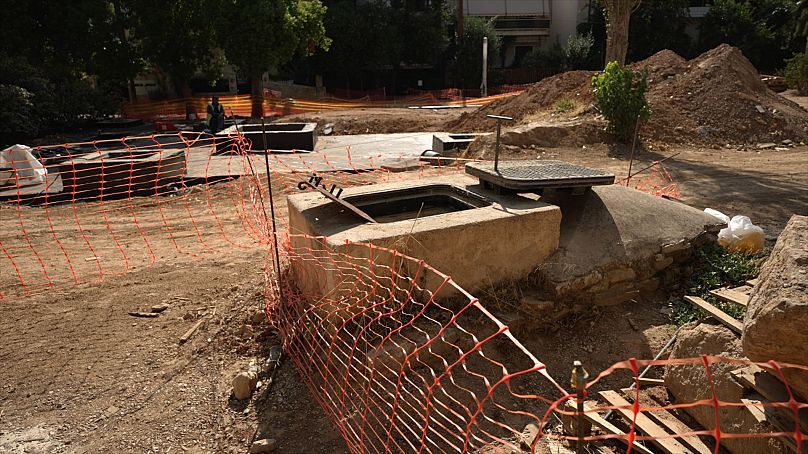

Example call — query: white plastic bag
[705,208,764,253]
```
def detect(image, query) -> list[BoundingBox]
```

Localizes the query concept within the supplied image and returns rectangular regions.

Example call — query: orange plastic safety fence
[5,134,807,454]
[120,91,522,122]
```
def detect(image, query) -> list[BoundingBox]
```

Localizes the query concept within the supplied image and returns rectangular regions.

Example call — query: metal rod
[625,113,642,186]
[571,360,589,454]
[625,152,681,181]
[260,117,284,302]
[494,121,501,172]
[486,115,513,173]
[602,324,685,420]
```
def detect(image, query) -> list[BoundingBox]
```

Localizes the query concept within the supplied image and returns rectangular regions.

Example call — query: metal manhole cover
[465,160,615,191]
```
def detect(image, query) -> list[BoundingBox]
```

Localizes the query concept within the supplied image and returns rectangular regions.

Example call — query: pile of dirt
[449,44,808,145]
[644,44,808,144]
[448,70,595,131]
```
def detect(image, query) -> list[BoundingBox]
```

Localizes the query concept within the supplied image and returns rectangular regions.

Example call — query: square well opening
[343,184,492,223]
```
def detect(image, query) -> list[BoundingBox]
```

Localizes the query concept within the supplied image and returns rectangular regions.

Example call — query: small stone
[755,104,765,113]
[232,371,258,400]
[151,303,170,313]
[653,253,674,271]
[756,142,777,149]
[520,423,540,450]
[250,438,277,453]
[782,139,793,146]
[252,310,267,325]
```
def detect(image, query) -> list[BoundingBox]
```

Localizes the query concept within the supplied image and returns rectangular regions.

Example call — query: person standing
[206,95,226,133]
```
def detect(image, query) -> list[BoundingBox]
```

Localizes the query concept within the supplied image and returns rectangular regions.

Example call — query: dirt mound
[448,71,594,131]
[450,44,808,145]
[644,44,808,144]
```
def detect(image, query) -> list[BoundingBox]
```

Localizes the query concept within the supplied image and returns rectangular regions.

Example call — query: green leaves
[785,53,808,94]
[591,61,651,141]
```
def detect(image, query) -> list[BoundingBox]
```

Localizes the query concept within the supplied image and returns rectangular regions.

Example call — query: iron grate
[465,160,615,191]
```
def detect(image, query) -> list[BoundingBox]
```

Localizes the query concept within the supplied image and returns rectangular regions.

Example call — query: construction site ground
[2,114,807,452]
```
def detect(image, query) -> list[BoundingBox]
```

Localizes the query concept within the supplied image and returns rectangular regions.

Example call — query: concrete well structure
[217,122,317,152]
[286,174,562,301]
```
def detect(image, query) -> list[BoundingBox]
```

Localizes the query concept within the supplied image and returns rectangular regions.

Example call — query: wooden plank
[643,407,713,454]
[684,296,743,334]
[638,377,665,387]
[729,284,753,295]
[709,288,749,307]
[732,367,808,452]
[746,278,760,287]
[599,390,691,454]
[566,401,655,454]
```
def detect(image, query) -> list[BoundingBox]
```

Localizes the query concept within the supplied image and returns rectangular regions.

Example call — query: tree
[217,0,331,117]
[699,0,800,71]
[451,16,500,89]
[628,0,691,61]
[796,0,808,53]
[602,0,642,65]
[130,0,223,97]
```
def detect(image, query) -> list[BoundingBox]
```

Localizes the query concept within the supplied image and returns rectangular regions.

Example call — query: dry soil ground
[1,107,807,453]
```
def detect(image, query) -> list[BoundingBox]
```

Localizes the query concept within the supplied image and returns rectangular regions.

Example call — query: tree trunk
[250,76,263,118]
[176,78,192,98]
[603,0,640,66]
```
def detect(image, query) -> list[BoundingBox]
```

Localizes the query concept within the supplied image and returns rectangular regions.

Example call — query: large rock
[664,323,786,454]
[743,215,808,399]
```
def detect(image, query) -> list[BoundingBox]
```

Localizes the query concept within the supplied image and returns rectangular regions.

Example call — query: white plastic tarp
[0,144,47,185]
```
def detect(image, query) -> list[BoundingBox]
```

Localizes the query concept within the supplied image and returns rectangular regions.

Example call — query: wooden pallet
[731,365,808,452]
[599,390,712,454]
[684,277,757,334]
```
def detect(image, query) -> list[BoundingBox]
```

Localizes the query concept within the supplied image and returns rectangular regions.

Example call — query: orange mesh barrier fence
[121,90,523,121]
[618,161,681,199]
[4,136,806,453]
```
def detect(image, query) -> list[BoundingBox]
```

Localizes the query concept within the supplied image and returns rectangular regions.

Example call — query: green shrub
[591,61,652,142]
[553,96,576,114]
[785,53,808,95]
[565,32,594,70]
[671,243,767,325]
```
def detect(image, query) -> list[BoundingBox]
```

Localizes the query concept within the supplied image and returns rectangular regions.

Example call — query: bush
[0,84,41,143]
[591,61,651,141]
[785,53,808,95]
[565,32,594,70]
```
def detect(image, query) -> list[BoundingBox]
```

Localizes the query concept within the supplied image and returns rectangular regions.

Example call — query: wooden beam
[566,401,655,454]
[599,390,691,454]
[731,367,808,452]
[746,278,760,287]
[644,407,713,454]
[709,288,749,307]
[684,296,743,334]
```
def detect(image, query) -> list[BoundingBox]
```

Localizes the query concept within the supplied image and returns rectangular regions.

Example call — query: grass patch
[553,97,576,114]
[672,243,767,325]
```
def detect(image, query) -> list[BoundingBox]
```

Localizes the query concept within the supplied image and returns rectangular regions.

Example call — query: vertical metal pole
[260,117,283,302]
[481,36,488,97]
[571,360,589,454]
[626,113,642,187]
[494,119,501,172]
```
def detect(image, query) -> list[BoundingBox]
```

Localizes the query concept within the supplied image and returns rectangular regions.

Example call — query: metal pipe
[260,117,284,302]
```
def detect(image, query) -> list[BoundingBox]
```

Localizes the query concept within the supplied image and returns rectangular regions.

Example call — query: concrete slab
[184,132,442,178]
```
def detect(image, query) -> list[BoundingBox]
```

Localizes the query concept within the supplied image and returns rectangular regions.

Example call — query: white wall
[464,0,550,16]
[549,0,584,48]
